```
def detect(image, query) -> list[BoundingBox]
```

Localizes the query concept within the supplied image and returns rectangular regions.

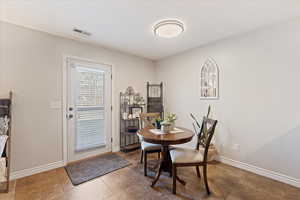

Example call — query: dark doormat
[65,153,131,185]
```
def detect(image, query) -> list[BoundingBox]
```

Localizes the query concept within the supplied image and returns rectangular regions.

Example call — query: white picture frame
[200,58,219,100]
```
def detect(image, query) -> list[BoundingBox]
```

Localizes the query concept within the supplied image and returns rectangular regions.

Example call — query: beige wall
[0,22,4,93]
[2,17,300,186]
[0,22,155,172]
[156,18,300,181]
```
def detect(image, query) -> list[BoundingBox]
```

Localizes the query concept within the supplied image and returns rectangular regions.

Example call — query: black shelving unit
[120,118,140,152]
[119,87,145,152]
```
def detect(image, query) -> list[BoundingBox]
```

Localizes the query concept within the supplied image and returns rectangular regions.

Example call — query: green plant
[155,117,163,123]
[161,113,177,125]
[155,117,163,129]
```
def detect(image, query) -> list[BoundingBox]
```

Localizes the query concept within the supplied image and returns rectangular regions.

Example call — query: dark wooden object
[0,92,12,193]
[139,113,161,176]
[147,82,164,118]
[138,127,194,186]
[172,117,218,195]
[191,105,211,150]
[138,127,194,145]
[139,113,160,128]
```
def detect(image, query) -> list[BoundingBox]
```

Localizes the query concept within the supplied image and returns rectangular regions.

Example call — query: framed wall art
[200,58,219,99]
[130,106,143,118]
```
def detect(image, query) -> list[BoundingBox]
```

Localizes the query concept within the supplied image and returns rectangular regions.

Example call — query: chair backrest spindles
[140,113,160,129]
[191,106,212,150]
[198,117,218,163]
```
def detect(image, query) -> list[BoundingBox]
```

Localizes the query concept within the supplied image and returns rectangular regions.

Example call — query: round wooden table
[138,127,194,186]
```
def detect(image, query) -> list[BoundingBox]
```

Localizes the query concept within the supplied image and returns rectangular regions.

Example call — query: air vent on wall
[73,28,91,36]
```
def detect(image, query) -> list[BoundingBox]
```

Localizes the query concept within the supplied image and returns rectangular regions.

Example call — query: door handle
[67,114,74,119]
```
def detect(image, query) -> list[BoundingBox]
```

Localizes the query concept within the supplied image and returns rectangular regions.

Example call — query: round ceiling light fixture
[153,19,184,38]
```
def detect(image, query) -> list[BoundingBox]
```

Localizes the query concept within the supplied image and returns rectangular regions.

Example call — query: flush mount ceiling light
[153,20,184,38]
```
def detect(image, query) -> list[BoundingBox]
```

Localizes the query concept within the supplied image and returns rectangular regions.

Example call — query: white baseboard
[112,145,120,153]
[10,160,64,180]
[218,156,300,188]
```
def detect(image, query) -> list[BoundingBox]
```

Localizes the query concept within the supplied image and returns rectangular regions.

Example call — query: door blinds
[75,66,105,151]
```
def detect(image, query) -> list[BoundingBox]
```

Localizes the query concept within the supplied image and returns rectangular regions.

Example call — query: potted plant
[155,117,163,129]
[161,113,177,132]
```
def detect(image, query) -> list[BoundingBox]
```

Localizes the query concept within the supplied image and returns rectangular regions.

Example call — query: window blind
[75,67,106,151]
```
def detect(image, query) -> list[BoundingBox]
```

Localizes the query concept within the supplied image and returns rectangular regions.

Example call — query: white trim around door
[62,55,114,165]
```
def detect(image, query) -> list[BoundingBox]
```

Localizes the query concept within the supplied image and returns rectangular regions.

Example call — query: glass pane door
[75,67,105,151]
[67,58,112,162]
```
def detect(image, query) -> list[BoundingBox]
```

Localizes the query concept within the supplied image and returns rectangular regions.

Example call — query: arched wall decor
[200,58,219,99]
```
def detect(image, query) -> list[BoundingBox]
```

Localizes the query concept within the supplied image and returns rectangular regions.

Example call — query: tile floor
[0,151,299,200]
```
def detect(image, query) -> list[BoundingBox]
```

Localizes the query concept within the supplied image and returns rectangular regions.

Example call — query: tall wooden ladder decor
[147,82,164,118]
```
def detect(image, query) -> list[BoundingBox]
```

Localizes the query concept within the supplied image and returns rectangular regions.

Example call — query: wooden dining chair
[139,113,162,176]
[170,116,218,195]
[190,105,212,179]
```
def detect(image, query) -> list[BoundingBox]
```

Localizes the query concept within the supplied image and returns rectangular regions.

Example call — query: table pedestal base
[151,145,186,187]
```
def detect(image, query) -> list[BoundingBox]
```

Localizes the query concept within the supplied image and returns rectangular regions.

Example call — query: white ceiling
[1,0,300,60]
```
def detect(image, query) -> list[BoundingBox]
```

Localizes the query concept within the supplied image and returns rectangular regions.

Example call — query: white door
[66,58,112,162]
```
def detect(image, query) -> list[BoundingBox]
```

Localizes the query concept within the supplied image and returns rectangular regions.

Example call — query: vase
[170,122,175,131]
[161,124,171,133]
[156,121,161,129]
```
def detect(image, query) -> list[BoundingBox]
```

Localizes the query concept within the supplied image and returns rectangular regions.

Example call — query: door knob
[68,114,74,119]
